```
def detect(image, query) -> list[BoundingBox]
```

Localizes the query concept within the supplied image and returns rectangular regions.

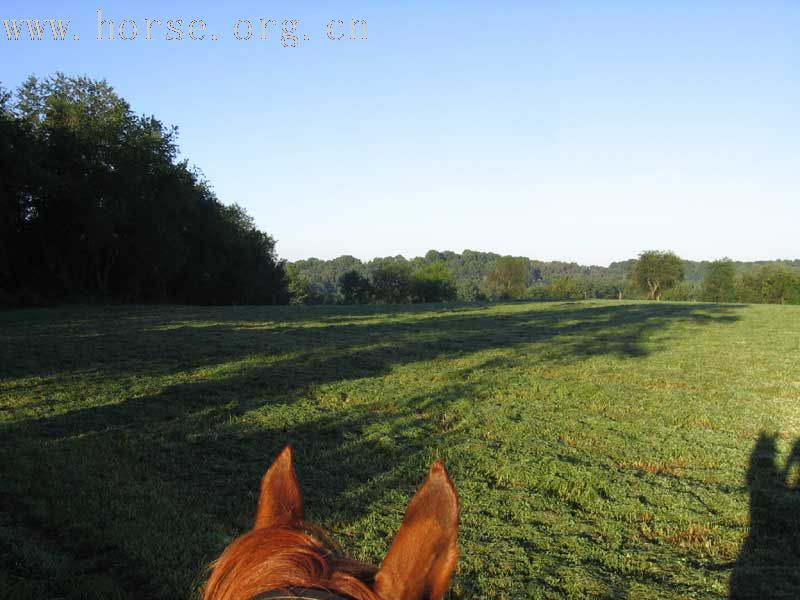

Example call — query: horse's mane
[203,448,459,600]
[203,526,381,600]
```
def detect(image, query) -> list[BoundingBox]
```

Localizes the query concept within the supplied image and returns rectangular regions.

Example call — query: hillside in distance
[290,250,800,301]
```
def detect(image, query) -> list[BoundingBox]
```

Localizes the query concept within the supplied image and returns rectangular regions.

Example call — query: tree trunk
[646,278,660,301]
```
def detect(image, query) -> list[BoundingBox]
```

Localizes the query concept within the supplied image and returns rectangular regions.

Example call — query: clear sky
[2,1,798,265]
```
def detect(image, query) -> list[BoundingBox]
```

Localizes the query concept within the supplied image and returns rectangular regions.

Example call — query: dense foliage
[372,261,414,304]
[409,262,457,303]
[631,251,685,300]
[737,264,800,305]
[486,256,528,300]
[291,251,633,305]
[2,75,798,309]
[338,270,373,305]
[0,74,286,306]
[702,259,737,303]
[290,251,800,305]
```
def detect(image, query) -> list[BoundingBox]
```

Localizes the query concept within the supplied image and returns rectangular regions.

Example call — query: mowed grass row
[0,300,798,599]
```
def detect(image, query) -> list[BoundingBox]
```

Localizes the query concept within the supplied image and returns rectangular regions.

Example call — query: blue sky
[2,1,798,265]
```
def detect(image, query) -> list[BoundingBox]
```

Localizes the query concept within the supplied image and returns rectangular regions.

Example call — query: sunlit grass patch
[620,457,689,478]
[0,300,799,598]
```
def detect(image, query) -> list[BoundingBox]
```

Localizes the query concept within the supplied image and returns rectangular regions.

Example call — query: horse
[203,446,460,600]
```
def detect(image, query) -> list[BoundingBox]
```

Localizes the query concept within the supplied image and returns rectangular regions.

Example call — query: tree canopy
[2,76,798,309]
[372,261,413,304]
[486,257,528,300]
[0,74,286,305]
[631,251,684,300]
[339,270,373,304]
[288,250,800,306]
[411,262,457,303]
[702,259,737,303]
[738,264,800,305]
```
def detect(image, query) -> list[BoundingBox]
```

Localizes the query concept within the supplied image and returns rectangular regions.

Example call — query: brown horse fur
[204,446,459,600]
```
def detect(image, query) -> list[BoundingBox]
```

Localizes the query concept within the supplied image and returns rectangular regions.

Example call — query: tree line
[0,74,287,306]
[630,251,800,304]
[288,251,632,305]
[287,260,460,305]
[289,251,800,306]
[2,74,798,308]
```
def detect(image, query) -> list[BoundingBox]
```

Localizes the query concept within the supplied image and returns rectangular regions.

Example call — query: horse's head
[204,446,459,600]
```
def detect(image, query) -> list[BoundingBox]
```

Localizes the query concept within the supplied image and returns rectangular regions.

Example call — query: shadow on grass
[0,301,744,598]
[1,301,740,382]
[729,433,800,599]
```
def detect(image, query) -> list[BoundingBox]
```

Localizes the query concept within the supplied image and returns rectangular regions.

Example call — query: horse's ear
[375,461,459,600]
[253,445,304,530]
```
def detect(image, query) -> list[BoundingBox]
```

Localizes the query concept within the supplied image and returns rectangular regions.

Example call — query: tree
[662,281,700,302]
[456,279,486,302]
[339,269,373,304]
[701,258,737,302]
[487,256,527,300]
[739,265,800,305]
[285,264,312,305]
[372,262,412,303]
[0,73,287,305]
[550,276,587,300]
[631,251,684,300]
[284,251,799,307]
[411,262,457,303]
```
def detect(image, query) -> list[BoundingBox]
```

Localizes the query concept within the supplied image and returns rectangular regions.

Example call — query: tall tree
[739,264,800,305]
[285,264,312,305]
[487,256,527,300]
[339,269,373,304]
[631,251,684,300]
[0,73,286,305]
[702,258,736,302]
[372,262,413,303]
[411,262,457,303]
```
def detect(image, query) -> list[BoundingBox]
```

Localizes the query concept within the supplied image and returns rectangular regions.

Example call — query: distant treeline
[288,251,800,305]
[3,74,798,309]
[0,74,287,306]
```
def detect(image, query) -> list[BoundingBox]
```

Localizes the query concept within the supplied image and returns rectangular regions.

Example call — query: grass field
[1,300,799,599]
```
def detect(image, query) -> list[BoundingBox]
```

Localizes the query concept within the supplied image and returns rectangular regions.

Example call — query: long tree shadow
[1,303,740,438]
[0,301,744,598]
[730,433,800,599]
[1,302,740,383]
[0,375,484,599]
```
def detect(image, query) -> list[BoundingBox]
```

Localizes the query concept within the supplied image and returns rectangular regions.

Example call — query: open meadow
[1,300,799,599]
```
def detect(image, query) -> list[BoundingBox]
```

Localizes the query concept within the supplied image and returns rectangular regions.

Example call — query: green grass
[1,300,799,599]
